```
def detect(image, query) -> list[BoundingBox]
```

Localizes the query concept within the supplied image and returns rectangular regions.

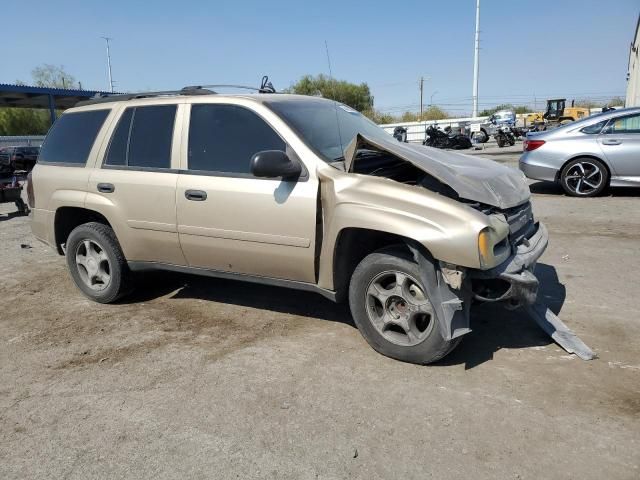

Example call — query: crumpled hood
[344,133,530,209]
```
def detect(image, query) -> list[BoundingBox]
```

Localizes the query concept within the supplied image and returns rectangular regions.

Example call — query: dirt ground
[1,145,639,479]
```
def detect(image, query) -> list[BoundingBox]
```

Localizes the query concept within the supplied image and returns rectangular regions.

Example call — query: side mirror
[250,150,302,179]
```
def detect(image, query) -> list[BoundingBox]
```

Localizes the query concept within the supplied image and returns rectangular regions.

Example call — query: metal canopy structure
[0,83,117,124]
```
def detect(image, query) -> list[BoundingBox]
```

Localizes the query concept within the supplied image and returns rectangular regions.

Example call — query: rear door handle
[185,189,207,201]
[602,139,622,145]
[97,183,115,193]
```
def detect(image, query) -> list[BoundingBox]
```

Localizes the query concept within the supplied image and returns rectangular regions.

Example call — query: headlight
[478,225,510,269]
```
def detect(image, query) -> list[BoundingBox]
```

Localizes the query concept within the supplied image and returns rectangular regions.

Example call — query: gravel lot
[1,144,639,479]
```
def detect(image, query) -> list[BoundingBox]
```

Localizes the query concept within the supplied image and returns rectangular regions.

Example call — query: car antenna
[324,40,344,163]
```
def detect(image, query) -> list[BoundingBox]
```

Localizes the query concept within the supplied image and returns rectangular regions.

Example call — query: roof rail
[74,76,275,107]
[187,76,277,94]
[75,86,216,107]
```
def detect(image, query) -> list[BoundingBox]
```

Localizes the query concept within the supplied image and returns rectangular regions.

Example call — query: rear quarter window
[39,109,110,165]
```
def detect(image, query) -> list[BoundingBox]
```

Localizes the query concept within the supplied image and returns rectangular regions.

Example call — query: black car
[0,146,40,175]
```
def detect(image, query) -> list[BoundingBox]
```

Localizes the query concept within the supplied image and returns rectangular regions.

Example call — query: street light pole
[472,0,481,118]
[419,76,424,120]
[101,36,114,93]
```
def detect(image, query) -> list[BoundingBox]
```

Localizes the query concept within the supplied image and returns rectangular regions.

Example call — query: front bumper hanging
[471,222,549,307]
[470,222,596,360]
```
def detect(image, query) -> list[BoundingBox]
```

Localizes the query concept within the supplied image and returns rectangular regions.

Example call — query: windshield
[265,97,392,162]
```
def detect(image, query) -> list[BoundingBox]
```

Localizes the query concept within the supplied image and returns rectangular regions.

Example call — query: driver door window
[188,104,285,175]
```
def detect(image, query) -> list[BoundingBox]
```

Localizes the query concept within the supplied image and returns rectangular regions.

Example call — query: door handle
[97,183,115,193]
[602,139,622,145]
[185,189,207,201]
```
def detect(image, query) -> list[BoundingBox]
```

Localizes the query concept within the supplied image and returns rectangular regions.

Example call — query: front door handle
[602,139,622,145]
[97,183,115,193]
[185,189,207,201]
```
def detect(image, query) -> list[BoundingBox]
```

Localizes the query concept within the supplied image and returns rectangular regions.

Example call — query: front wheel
[560,158,608,197]
[65,222,133,303]
[471,130,488,143]
[348,248,460,364]
[496,136,505,147]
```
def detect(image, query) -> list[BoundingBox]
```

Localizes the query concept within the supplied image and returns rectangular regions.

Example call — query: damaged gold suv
[29,89,550,364]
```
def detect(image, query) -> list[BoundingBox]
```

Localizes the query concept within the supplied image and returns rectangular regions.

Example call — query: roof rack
[189,76,277,94]
[75,86,216,107]
[75,76,277,107]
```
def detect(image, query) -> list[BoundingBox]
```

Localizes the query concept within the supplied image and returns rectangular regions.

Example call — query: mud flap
[408,243,472,341]
[527,303,597,360]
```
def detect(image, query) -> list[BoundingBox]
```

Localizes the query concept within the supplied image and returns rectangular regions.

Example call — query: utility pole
[472,0,481,118]
[430,91,438,106]
[419,76,424,120]
[101,36,115,93]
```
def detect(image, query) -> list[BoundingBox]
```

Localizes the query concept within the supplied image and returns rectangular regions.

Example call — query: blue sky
[2,0,638,115]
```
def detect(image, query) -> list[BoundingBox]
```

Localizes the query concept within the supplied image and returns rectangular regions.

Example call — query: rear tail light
[523,139,545,151]
[26,170,35,208]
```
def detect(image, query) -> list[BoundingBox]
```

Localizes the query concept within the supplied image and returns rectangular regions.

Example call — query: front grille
[466,200,536,245]
[503,201,535,244]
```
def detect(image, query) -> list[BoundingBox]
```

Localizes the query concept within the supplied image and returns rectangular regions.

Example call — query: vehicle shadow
[123,270,354,326]
[0,210,27,222]
[123,263,565,369]
[529,180,640,197]
[436,263,565,369]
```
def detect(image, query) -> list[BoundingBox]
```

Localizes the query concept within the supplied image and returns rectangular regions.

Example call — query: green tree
[362,108,395,124]
[0,109,50,135]
[395,106,449,123]
[287,74,373,112]
[422,106,449,121]
[31,64,77,89]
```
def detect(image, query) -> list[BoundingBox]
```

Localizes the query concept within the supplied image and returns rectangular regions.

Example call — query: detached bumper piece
[527,303,596,361]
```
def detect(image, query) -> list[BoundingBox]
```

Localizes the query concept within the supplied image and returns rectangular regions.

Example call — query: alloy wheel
[365,271,435,346]
[564,161,603,195]
[75,239,111,291]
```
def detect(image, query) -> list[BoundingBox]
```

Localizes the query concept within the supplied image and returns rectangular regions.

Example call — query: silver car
[519,107,640,197]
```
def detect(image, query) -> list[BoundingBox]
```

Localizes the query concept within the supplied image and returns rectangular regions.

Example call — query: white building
[626,14,640,107]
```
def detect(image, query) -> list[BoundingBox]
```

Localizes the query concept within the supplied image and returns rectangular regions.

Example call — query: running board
[526,304,596,360]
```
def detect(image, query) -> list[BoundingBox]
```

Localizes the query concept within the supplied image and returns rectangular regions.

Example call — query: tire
[559,157,608,197]
[471,131,487,143]
[65,222,132,303]
[480,129,489,143]
[496,136,505,148]
[348,247,460,365]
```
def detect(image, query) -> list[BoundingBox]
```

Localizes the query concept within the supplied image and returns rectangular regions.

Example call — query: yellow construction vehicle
[526,98,590,129]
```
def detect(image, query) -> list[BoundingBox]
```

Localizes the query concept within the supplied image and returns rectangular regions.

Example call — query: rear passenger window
[105,105,176,169]
[188,104,285,174]
[39,110,109,164]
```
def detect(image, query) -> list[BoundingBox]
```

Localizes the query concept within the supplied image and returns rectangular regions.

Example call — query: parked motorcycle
[494,124,516,148]
[423,125,472,150]
[393,126,408,143]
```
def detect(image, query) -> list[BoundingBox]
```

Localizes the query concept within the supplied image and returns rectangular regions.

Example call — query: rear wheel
[65,222,132,303]
[560,157,608,197]
[348,248,460,364]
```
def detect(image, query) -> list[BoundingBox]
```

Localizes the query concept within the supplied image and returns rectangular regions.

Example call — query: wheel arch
[331,227,432,303]
[54,207,113,255]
